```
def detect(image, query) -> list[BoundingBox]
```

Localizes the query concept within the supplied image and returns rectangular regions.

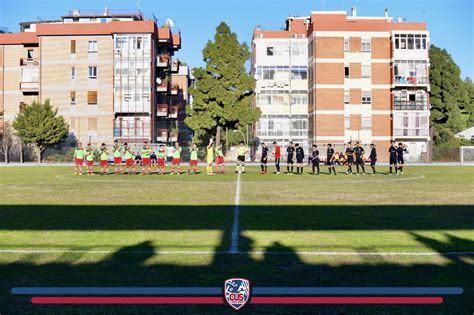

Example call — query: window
[361,39,371,52]
[268,120,274,130]
[344,116,350,129]
[407,34,414,49]
[362,91,372,104]
[71,66,75,79]
[344,90,350,104]
[27,49,34,59]
[88,40,98,53]
[70,91,76,105]
[361,65,371,78]
[344,66,350,78]
[400,35,407,49]
[137,37,142,49]
[87,91,97,105]
[362,116,372,129]
[266,46,274,56]
[88,118,97,131]
[344,39,349,52]
[71,40,76,54]
[88,66,97,79]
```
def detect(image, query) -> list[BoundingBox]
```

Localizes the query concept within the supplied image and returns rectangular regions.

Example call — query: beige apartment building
[253,8,430,161]
[0,9,185,145]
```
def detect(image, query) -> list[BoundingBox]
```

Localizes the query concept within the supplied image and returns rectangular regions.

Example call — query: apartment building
[0,9,184,145]
[252,8,430,161]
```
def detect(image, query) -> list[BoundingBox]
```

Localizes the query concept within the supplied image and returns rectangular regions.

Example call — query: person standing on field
[85,143,95,175]
[99,143,109,175]
[215,143,225,174]
[388,140,397,175]
[354,141,366,175]
[74,142,85,176]
[345,141,354,175]
[235,141,248,174]
[272,141,281,175]
[124,143,136,175]
[310,144,320,175]
[326,143,337,175]
[295,143,305,174]
[157,144,166,175]
[141,141,152,175]
[113,140,123,175]
[206,140,215,175]
[369,143,377,175]
[188,143,199,175]
[170,142,182,175]
[260,142,268,174]
[286,142,295,175]
[396,142,407,175]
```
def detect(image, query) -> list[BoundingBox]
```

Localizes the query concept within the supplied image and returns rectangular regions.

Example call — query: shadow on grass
[1,204,473,313]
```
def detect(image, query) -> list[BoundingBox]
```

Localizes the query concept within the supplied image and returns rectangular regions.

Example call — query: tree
[12,99,69,163]
[462,78,474,127]
[185,22,261,145]
[0,121,15,163]
[429,45,468,145]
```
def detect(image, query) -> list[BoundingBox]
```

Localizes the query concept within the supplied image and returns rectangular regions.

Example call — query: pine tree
[429,46,467,145]
[12,99,69,163]
[185,22,261,145]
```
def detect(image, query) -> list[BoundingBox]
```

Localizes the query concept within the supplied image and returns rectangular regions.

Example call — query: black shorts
[397,158,404,165]
[261,156,268,164]
[370,158,377,166]
[326,158,334,166]
[296,158,304,164]
[389,157,397,165]
[347,157,354,164]
[312,159,320,165]
[237,155,245,162]
[356,157,363,165]
[287,155,294,164]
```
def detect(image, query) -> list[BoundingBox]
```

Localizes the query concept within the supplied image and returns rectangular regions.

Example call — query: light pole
[233,130,248,147]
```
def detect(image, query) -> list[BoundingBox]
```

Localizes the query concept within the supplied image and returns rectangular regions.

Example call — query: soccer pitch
[0,165,473,313]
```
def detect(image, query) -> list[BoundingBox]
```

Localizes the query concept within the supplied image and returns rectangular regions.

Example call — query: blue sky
[1,0,473,78]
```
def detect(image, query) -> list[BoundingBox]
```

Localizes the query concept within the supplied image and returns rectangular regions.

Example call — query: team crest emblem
[224,278,251,310]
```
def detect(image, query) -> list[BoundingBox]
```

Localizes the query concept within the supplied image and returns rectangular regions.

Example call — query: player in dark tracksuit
[388,140,397,175]
[326,143,337,175]
[396,142,407,175]
[345,142,354,175]
[260,143,269,174]
[295,143,305,174]
[354,142,365,175]
[286,142,295,175]
[310,145,320,175]
[369,143,377,175]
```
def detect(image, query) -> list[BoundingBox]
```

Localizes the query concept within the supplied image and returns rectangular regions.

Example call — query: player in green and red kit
[99,143,109,175]
[85,143,95,175]
[124,143,136,175]
[141,141,152,175]
[215,143,225,174]
[74,142,85,175]
[170,142,182,175]
[188,143,199,175]
[157,144,166,175]
[113,140,123,175]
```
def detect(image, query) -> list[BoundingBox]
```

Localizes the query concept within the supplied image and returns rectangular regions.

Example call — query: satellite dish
[156,78,162,84]
[165,18,175,27]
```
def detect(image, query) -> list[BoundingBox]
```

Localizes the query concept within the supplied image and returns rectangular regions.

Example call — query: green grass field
[0,165,473,313]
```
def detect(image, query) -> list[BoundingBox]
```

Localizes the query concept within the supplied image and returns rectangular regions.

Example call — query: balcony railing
[20,58,39,66]
[394,101,429,110]
[156,54,170,67]
[171,59,180,72]
[20,81,39,92]
[394,128,429,137]
[394,75,429,85]
[156,80,169,93]
[168,107,178,119]
[170,83,179,95]
[157,104,168,117]
[156,129,169,142]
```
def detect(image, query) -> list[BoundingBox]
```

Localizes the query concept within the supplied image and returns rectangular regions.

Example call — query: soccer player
[326,143,336,175]
[206,140,215,175]
[150,151,158,167]
[112,140,123,175]
[286,142,295,175]
[99,143,109,175]
[74,142,85,175]
[215,143,225,174]
[188,143,199,175]
[396,142,408,175]
[310,144,320,175]
[260,142,268,174]
[354,141,366,175]
[124,143,136,175]
[369,143,377,175]
[388,140,397,175]
[85,143,95,175]
[272,141,281,174]
[295,143,305,174]
[157,144,167,175]
[235,141,248,174]
[170,142,182,175]
[345,141,354,175]
[141,141,152,175]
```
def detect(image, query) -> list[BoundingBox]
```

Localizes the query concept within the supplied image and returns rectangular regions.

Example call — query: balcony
[156,54,170,67]
[171,59,180,72]
[20,81,39,92]
[157,104,168,117]
[394,75,429,86]
[394,101,429,111]
[20,58,39,66]
[394,128,429,137]
[156,80,169,93]
[156,129,169,142]
[170,83,180,95]
[168,107,178,119]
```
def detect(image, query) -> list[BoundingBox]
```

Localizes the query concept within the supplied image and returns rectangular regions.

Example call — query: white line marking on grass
[229,172,241,254]
[54,174,235,184]
[0,249,473,256]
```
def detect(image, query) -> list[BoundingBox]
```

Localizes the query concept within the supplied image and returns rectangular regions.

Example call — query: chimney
[351,6,357,17]
[104,7,109,16]
[384,9,389,18]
